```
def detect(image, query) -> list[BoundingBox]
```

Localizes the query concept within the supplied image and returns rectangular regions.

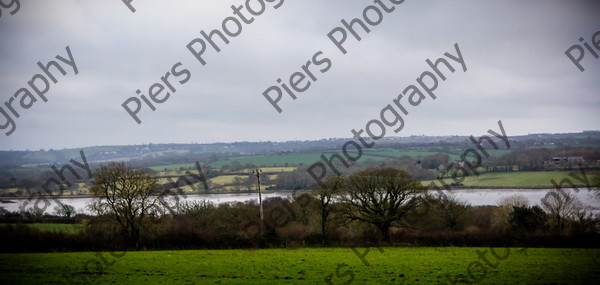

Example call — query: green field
[0,247,598,284]
[159,148,465,169]
[424,171,598,188]
[208,153,325,168]
[150,163,199,172]
[252,167,296,172]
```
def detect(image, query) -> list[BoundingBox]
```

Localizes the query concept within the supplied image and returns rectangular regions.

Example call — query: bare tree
[593,175,600,201]
[434,192,470,230]
[89,163,164,248]
[493,194,529,229]
[180,200,216,228]
[541,190,581,234]
[572,203,597,234]
[498,195,530,208]
[312,175,344,240]
[342,168,425,241]
[54,204,76,218]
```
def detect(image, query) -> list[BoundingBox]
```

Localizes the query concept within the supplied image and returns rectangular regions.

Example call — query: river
[1,188,598,215]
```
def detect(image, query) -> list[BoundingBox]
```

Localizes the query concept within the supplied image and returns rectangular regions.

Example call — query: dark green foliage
[509,206,547,232]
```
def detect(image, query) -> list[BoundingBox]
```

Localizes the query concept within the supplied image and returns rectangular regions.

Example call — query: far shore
[2,186,596,201]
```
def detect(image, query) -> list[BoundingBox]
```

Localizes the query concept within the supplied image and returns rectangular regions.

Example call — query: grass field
[0,247,598,284]
[150,163,199,172]
[203,148,464,168]
[209,175,248,185]
[207,153,325,168]
[423,171,598,188]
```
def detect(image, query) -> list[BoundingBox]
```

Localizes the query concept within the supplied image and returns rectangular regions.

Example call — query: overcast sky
[1,0,599,151]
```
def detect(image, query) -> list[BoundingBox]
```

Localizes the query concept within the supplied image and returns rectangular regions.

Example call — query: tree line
[1,163,598,252]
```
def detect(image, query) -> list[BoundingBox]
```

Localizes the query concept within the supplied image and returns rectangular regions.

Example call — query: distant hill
[1,131,599,168]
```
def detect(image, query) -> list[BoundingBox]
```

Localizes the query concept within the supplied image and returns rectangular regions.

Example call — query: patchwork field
[0,247,598,284]
[199,148,468,168]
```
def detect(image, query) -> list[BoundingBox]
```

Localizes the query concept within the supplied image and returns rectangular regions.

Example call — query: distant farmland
[425,170,599,188]
[149,148,472,170]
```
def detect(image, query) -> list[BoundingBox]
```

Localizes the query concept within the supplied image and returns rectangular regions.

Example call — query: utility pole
[252,169,264,234]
